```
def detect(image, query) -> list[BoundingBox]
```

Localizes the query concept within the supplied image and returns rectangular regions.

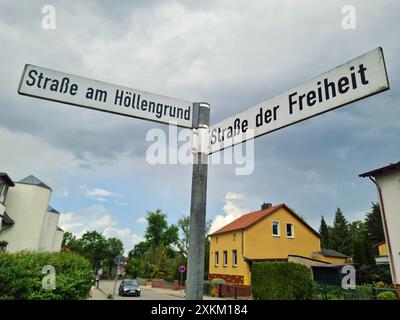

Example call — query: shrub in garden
[0,251,93,300]
[377,291,398,300]
[251,262,315,300]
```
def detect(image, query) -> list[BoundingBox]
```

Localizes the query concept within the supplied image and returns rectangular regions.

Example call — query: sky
[0,0,399,253]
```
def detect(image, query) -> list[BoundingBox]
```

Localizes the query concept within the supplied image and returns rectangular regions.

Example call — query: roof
[17,175,52,191]
[0,173,15,187]
[320,248,349,259]
[210,203,320,238]
[374,241,386,247]
[48,205,60,214]
[359,162,400,177]
[0,212,15,226]
[57,226,64,232]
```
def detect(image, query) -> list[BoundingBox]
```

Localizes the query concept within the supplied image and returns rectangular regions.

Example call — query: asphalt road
[95,280,185,300]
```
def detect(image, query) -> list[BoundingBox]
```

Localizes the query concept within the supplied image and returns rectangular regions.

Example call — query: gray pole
[112,254,123,298]
[186,102,210,300]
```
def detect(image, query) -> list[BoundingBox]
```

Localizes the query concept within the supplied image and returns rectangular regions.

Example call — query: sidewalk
[141,285,226,300]
[88,287,107,300]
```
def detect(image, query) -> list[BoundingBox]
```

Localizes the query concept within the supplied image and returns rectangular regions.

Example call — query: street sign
[97,268,103,275]
[208,47,389,154]
[113,254,123,265]
[179,265,186,273]
[18,64,194,128]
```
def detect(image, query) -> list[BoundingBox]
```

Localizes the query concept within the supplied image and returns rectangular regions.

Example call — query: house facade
[0,173,64,252]
[208,203,349,285]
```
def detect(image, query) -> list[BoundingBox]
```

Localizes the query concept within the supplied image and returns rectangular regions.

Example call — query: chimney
[261,202,272,210]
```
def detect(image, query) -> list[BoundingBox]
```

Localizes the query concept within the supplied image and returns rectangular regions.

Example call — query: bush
[0,251,93,300]
[377,291,398,300]
[251,262,314,300]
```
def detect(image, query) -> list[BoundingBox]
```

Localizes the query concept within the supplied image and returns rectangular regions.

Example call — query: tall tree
[319,216,330,249]
[104,237,124,276]
[330,208,351,256]
[145,209,179,249]
[365,202,385,245]
[176,216,190,258]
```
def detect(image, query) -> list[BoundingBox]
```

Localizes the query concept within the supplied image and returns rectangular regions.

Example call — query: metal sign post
[186,102,210,300]
[112,253,123,299]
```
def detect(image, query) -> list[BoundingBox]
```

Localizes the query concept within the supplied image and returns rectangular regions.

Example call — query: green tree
[125,259,142,278]
[104,237,124,276]
[319,216,331,249]
[352,231,377,284]
[176,215,190,258]
[365,202,385,245]
[145,209,179,249]
[129,242,149,259]
[329,208,351,256]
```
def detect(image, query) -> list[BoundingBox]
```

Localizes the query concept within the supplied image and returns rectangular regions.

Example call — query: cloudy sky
[1,0,399,252]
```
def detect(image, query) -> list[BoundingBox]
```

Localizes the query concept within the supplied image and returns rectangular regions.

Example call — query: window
[286,223,295,238]
[216,237,218,244]
[272,221,280,237]
[232,250,237,266]
[223,251,228,266]
[215,252,219,267]
[233,233,236,241]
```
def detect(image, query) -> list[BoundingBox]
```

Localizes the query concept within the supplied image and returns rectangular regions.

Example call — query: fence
[315,284,398,300]
[203,281,252,299]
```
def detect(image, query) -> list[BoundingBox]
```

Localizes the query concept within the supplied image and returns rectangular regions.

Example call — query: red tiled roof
[210,203,320,238]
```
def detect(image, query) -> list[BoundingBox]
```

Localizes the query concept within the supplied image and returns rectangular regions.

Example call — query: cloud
[53,188,69,198]
[1,0,400,244]
[136,217,147,225]
[59,205,143,253]
[209,192,251,234]
[80,186,121,202]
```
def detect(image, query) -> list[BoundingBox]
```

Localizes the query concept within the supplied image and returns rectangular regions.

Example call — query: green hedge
[251,262,314,300]
[0,251,93,300]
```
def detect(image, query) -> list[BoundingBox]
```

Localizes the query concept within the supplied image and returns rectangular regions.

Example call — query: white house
[0,173,64,252]
[360,162,400,295]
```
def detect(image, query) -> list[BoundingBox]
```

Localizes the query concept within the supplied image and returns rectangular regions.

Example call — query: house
[208,203,349,285]
[359,162,400,294]
[375,241,390,265]
[0,173,64,252]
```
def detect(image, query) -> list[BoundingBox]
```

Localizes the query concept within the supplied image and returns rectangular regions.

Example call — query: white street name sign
[18,65,194,128]
[208,47,390,154]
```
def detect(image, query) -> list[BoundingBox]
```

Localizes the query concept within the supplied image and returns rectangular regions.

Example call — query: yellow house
[208,203,349,285]
[377,242,388,256]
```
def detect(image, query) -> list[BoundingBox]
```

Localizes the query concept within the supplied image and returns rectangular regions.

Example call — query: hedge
[251,262,315,300]
[0,251,93,300]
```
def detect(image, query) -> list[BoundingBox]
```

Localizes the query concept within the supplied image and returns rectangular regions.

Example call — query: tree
[352,231,377,284]
[145,209,179,249]
[176,216,190,258]
[329,208,351,256]
[129,241,149,259]
[319,216,330,249]
[365,202,385,245]
[125,259,142,278]
[104,237,124,276]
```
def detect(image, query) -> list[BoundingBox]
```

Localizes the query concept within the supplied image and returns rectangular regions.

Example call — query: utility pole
[186,102,210,300]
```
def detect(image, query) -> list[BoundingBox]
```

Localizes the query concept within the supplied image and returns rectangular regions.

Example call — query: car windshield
[124,280,138,286]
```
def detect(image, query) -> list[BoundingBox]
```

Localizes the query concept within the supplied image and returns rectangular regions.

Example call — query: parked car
[119,279,141,297]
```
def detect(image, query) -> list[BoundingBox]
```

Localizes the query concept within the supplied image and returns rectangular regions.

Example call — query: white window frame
[286,223,295,238]
[223,251,228,267]
[215,251,219,267]
[232,250,237,267]
[272,220,280,237]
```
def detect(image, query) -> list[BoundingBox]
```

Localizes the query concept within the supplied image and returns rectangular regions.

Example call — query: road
[90,280,223,300]
[92,280,184,300]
